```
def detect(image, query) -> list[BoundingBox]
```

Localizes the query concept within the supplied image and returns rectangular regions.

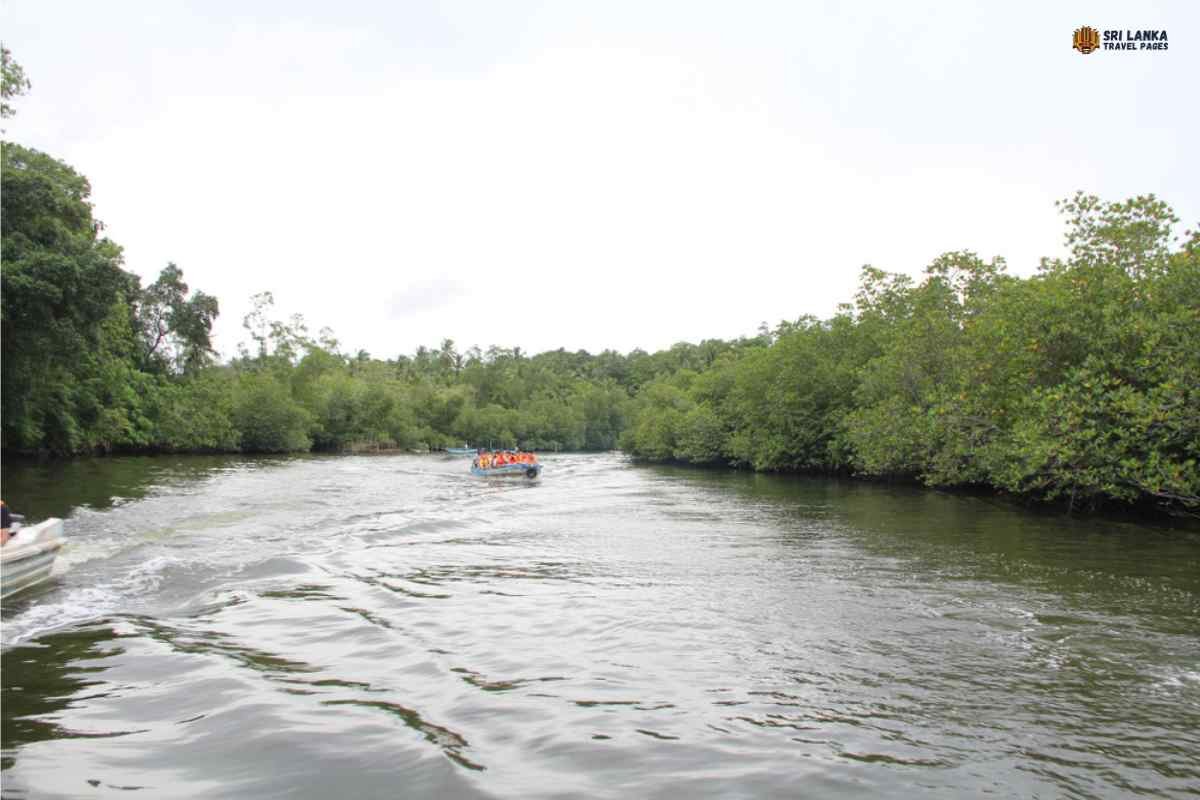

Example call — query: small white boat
[1,518,65,600]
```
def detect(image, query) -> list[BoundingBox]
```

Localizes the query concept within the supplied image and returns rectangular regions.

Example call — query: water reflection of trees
[639,463,1200,600]
[1,623,126,771]
[0,454,296,520]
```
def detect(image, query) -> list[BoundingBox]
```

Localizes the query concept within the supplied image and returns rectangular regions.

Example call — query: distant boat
[446,445,476,456]
[1,518,66,600]
[471,462,542,479]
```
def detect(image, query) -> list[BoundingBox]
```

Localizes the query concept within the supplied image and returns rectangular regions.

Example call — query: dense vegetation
[2,50,1197,514]
[0,146,639,456]
[620,198,1200,513]
[0,132,700,455]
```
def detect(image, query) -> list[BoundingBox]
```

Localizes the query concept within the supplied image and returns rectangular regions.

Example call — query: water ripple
[2,453,1198,798]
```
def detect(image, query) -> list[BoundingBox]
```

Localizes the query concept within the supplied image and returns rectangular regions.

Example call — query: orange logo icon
[1073,26,1100,54]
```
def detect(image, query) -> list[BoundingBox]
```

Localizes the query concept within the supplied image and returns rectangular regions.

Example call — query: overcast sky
[3,1,1196,359]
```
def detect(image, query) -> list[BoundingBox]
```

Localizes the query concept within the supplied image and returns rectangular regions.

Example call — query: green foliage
[622,194,1199,514]
[232,373,312,453]
[620,383,690,459]
[3,107,1193,515]
[673,405,726,464]
[136,263,219,374]
[577,381,629,450]
[721,317,869,471]
[238,291,312,368]
[152,369,239,452]
[2,143,139,453]
[1,46,31,121]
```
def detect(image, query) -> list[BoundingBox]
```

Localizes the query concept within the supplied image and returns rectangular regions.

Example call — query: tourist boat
[1,518,66,600]
[470,460,542,479]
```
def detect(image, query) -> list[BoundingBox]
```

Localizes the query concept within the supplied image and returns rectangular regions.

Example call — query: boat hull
[1,518,66,600]
[471,463,542,479]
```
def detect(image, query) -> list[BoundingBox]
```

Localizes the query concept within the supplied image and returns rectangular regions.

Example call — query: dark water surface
[2,454,1198,799]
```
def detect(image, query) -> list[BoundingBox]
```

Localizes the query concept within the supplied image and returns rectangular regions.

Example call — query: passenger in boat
[1,500,13,546]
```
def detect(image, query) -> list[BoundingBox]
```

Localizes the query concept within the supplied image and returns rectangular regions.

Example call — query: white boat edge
[1,518,66,600]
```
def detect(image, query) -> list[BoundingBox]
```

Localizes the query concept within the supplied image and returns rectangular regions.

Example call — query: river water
[1,453,1197,799]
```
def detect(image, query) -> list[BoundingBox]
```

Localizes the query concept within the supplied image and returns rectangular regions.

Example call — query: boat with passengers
[471,449,542,479]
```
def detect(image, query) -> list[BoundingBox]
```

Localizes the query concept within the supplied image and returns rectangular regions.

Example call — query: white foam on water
[1153,668,1200,692]
[2,554,189,647]
[2,585,124,646]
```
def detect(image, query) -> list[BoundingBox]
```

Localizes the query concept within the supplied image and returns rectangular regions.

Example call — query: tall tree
[1,46,31,121]
[136,262,219,374]
[1,144,137,451]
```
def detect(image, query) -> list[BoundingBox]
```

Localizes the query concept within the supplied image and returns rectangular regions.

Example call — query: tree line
[0,131,730,455]
[619,197,1199,513]
[0,137,639,455]
[2,49,1196,513]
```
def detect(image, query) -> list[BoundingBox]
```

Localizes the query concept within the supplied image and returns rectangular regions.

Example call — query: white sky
[3,1,1196,359]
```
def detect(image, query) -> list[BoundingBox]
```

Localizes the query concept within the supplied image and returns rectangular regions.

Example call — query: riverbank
[5,446,1196,528]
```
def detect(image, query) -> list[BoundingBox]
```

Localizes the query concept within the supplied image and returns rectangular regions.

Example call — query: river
[1,453,1197,798]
